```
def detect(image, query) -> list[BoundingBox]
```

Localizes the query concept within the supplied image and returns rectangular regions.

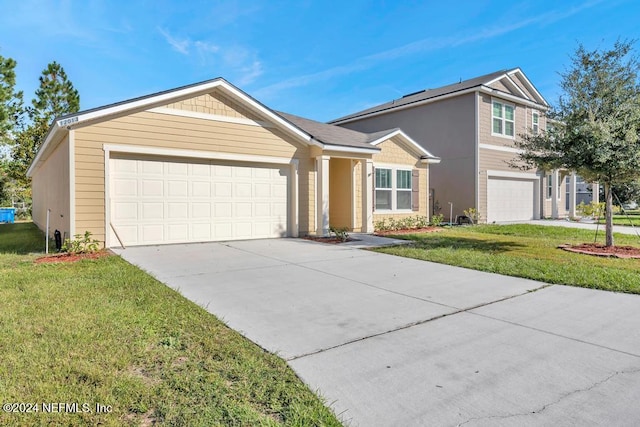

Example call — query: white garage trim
[68,130,76,238]
[486,170,540,222]
[103,144,298,247]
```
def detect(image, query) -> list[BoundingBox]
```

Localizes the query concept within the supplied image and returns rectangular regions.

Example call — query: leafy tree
[514,40,640,246]
[612,180,640,207]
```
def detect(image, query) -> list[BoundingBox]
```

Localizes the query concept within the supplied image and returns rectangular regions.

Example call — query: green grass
[0,223,341,426]
[597,214,640,227]
[375,224,640,294]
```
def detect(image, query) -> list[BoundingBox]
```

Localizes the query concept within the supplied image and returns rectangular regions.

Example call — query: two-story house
[331,68,578,223]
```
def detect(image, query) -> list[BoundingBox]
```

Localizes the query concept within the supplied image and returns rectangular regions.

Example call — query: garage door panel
[487,177,535,223]
[110,157,289,246]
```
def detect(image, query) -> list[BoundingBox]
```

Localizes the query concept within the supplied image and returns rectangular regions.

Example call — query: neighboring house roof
[330,68,549,125]
[28,78,382,177]
[279,111,439,162]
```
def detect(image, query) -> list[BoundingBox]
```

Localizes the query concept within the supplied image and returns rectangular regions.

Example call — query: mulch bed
[302,236,357,244]
[375,227,442,236]
[558,243,640,259]
[35,250,112,264]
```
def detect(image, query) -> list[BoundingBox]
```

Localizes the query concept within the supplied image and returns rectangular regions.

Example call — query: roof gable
[330,68,549,124]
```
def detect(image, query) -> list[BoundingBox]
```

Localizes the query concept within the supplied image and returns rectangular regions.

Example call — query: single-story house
[28,78,439,247]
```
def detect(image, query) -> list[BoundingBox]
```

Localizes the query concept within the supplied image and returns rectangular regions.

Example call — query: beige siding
[341,93,475,220]
[489,79,510,93]
[372,137,429,223]
[541,172,571,218]
[329,158,352,229]
[74,106,310,245]
[31,135,71,239]
[165,91,261,121]
[511,74,539,102]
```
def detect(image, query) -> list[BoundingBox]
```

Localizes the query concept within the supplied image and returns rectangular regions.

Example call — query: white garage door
[109,156,288,246]
[487,177,535,223]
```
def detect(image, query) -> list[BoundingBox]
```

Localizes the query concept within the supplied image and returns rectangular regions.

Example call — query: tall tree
[513,40,640,247]
[8,61,80,203]
[31,61,80,124]
[0,53,23,146]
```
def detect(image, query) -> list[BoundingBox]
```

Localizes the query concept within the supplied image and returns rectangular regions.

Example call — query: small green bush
[61,231,100,254]
[430,214,444,226]
[329,225,350,242]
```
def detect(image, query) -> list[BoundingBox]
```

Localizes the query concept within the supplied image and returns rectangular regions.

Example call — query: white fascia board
[480,86,548,110]
[26,123,64,177]
[487,169,540,180]
[503,75,530,100]
[421,157,441,164]
[507,68,549,107]
[218,84,315,145]
[332,87,479,125]
[369,129,439,160]
[61,78,315,146]
[479,143,523,154]
[321,143,379,155]
[102,143,296,165]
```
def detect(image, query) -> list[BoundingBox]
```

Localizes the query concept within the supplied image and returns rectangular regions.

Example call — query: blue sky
[0,0,638,122]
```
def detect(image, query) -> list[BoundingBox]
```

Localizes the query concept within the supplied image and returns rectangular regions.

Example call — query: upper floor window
[492,100,515,137]
[532,111,540,135]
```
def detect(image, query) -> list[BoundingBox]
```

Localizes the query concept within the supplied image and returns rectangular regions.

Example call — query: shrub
[329,225,350,242]
[62,231,100,254]
[463,208,478,224]
[430,214,444,226]
[577,201,605,218]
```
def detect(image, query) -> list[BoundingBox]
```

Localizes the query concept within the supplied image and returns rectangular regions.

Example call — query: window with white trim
[375,167,413,211]
[546,174,553,199]
[396,170,412,210]
[532,111,539,135]
[492,100,515,137]
[375,168,392,210]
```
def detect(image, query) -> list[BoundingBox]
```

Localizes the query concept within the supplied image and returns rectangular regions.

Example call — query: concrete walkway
[115,237,640,426]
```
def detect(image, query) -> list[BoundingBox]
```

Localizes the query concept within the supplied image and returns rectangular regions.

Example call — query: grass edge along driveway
[0,223,342,426]
[375,224,640,295]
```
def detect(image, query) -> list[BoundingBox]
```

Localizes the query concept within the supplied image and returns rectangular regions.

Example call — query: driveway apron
[115,239,640,426]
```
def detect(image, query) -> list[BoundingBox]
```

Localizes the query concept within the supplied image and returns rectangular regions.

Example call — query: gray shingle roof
[277,111,391,150]
[329,69,513,123]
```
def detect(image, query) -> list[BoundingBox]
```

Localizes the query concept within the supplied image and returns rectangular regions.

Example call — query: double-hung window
[492,100,515,137]
[532,111,540,135]
[375,168,393,210]
[375,167,413,211]
[546,174,553,199]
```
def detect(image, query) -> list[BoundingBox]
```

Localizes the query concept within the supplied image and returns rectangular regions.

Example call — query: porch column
[551,170,559,219]
[316,155,330,236]
[569,172,577,218]
[290,160,299,237]
[592,182,599,203]
[361,159,374,233]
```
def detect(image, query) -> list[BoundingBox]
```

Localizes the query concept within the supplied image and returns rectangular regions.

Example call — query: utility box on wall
[0,208,16,223]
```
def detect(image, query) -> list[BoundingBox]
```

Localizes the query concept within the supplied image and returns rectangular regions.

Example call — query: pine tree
[8,61,80,205]
[30,61,80,124]
[0,53,23,146]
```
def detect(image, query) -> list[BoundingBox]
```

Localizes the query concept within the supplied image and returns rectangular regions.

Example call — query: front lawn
[0,223,341,426]
[375,224,640,294]
[597,214,640,227]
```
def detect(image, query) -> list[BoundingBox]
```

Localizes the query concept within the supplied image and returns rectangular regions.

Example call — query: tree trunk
[604,183,614,247]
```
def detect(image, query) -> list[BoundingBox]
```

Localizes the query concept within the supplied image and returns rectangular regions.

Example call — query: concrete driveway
[115,238,640,426]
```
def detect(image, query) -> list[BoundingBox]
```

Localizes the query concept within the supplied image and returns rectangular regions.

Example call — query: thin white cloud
[158,28,190,55]
[157,28,262,85]
[254,0,604,98]
[238,61,263,85]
